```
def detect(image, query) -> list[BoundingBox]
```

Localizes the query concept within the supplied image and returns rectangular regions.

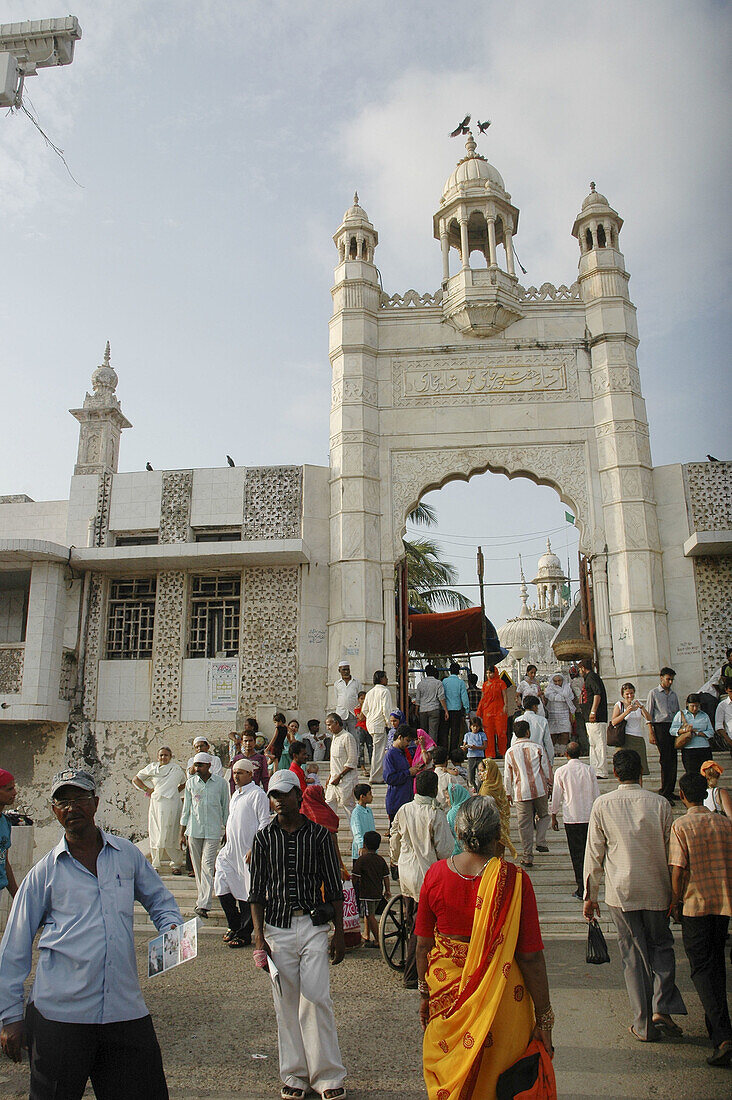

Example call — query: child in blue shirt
[350,783,375,861]
[462,718,487,789]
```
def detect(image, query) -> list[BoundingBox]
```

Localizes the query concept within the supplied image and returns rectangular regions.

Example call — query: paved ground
[1,930,729,1099]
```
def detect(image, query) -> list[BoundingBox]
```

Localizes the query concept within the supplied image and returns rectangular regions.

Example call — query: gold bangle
[535,1006,555,1030]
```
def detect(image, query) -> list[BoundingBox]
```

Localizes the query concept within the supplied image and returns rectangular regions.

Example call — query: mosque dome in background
[532,538,565,583]
[498,572,556,677]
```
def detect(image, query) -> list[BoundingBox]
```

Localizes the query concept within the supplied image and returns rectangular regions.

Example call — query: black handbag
[586,918,610,964]
[607,716,626,747]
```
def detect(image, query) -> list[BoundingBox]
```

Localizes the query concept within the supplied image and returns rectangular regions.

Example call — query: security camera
[0,15,81,106]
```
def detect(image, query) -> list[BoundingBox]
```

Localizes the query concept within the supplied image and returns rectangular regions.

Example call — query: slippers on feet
[322,1090,347,1100]
[280,1088,306,1100]
[652,1017,683,1038]
[629,1026,657,1042]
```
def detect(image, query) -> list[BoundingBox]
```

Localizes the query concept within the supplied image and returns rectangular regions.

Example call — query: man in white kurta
[324,713,359,814]
[362,671,393,785]
[134,748,187,871]
[214,758,271,944]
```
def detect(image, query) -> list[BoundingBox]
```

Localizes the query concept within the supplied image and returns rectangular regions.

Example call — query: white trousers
[586,722,608,778]
[188,836,218,910]
[325,775,356,814]
[265,915,347,1093]
[369,726,388,784]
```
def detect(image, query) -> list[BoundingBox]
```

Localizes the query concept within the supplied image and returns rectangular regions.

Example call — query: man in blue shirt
[0,768,181,1097]
[179,753,230,918]
[442,663,470,755]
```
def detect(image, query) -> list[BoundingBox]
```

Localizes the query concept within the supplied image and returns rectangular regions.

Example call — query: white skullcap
[232,757,254,773]
[192,752,212,764]
[193,736,209,746]
[337,658,351,668]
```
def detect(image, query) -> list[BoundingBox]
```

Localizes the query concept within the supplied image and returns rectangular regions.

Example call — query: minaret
[69,342,131,475]
[572,184,670,680]
[328,195,386,684]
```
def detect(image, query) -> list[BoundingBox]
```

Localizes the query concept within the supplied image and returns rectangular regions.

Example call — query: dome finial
[353,191,359,205]
[546,538,552,552]
[518,555,529,617]
[465,131,477,157]
[103,340,111,366]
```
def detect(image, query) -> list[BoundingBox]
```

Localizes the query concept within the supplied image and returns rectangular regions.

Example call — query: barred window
[188,574,241,658]
[106,577,156,659]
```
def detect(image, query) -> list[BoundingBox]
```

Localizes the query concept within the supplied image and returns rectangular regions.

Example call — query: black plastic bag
[586,918,610,964]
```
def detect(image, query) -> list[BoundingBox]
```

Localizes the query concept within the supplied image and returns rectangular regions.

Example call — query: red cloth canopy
[408,606,506,659]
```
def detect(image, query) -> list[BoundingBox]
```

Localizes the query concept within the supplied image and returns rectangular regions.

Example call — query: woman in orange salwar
[476,667,508,758]
[416,796,555,1100]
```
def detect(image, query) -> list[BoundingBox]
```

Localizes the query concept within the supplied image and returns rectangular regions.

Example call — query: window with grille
[106,577,156,659]
[188,574,241,658]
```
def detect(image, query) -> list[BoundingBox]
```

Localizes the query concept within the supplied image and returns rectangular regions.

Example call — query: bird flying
[476,119,491,134]
[449,114,471,138]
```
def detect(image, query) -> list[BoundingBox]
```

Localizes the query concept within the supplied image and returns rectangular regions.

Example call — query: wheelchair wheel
[378,893,411,971]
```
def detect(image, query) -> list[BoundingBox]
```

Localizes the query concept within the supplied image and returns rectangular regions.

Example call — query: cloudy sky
[2,1,729,627]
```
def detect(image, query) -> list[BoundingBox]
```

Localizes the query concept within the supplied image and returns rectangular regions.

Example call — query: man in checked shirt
[249,768,347,1100]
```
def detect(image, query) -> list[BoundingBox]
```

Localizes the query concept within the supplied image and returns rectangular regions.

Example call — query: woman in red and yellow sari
[416,795,555,1100]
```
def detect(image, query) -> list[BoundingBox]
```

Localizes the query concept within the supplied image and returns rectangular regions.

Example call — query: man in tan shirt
[669,771,732,1067]
[583,747,686,1042]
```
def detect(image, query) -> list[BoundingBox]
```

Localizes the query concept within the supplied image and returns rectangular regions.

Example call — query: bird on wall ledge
[227,455,235,467]
[706,454,721,463]
[146,462,153,471]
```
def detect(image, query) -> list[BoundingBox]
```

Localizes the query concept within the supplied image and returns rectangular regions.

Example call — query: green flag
[564,511,575,526]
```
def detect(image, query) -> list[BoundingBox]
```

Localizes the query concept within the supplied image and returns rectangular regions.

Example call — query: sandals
[280,1088,306,1100]
[222,929,237,943]
[322,1091,347,1100]
[628,1026,656,1042]
[652,1016,683,1038]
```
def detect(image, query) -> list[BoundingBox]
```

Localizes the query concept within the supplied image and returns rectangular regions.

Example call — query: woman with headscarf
[446,782,472,856]
[387,709,405,753]
[476,667,508,759]
[302,784,350,879]
[301,784,360,948]
[412,728,436,792]
[479,758,518,859]
[133,747,187,874]
[544,671,576,747]
[416,796,555,1100]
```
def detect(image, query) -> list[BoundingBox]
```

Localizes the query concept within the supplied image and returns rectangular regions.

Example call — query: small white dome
[581,181,610,210]
[443,154,505,197]
[533,539,565,582]
[342,192,372,226]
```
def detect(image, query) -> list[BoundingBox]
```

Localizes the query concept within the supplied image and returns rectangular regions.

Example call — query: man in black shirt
[578,658,608,779]
[250,769,346,1100]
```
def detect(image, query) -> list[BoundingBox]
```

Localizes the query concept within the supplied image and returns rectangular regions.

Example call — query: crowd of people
[0,649,731,1097]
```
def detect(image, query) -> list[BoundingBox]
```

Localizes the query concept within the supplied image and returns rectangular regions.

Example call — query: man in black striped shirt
[250,769,347,1100]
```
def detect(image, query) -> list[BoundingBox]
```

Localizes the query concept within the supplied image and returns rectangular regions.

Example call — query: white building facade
[1,135,730,845]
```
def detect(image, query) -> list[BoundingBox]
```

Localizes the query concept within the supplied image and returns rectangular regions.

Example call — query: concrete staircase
[136,753,730,940]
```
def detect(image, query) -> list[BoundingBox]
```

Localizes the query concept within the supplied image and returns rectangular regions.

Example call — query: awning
[408,606,508,661]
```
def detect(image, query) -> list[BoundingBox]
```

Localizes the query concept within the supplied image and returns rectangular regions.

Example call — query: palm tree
[403,504,472,611]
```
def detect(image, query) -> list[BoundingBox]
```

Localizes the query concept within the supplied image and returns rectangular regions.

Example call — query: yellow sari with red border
[423,858,535,1100]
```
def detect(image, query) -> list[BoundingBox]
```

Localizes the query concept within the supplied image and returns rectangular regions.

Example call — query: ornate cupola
[333,192,378,264]
[70,342,131,475]
[571,182,629,305]
[331,192,380,314]
[434,130,523,337]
